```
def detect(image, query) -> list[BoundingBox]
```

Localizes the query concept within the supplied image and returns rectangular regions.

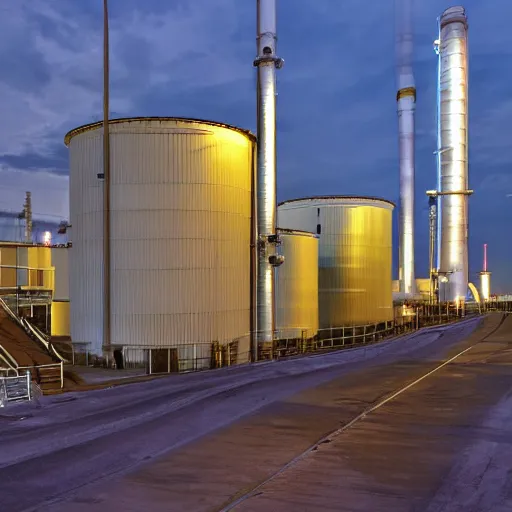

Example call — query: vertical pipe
[102,0,111,355]
[437,7,471,302]
[250,141,258,362]
[428,196,437,304]
[24,192,32,243]
[15,247,19,316]
[254,0,283,344]
[26,370,31,401]
[395,0,416,296]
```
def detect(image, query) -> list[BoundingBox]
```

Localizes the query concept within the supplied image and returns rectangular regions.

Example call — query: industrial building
[65,117,255,365]
[2,3,487,382]
[0,243,69,338]
[278,197,394,328]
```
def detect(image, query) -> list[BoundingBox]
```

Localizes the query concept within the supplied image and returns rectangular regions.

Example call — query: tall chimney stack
[396,0,416,296]
[435,6,472,303]
[254,0,284,351]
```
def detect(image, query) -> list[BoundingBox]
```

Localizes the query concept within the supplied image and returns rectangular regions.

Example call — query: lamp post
[102,0,111,359]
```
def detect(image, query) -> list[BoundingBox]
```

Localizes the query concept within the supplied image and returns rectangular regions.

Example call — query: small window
[316,224,321,235]
[317,208,320,217]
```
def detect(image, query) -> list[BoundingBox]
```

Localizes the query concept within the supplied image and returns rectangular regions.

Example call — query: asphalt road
[0,314,510,512]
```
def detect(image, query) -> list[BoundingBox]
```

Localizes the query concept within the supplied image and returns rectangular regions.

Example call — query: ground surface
[0,314,510,512]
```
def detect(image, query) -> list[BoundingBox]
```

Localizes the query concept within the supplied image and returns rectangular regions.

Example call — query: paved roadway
[0,314,510,511]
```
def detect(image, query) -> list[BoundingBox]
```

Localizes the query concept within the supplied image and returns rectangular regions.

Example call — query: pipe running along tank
[435,6,472,302]
[396,0,416,296]
[254,0,284,346]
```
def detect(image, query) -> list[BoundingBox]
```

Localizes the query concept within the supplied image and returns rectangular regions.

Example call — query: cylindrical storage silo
[278,196,394,328]
[275,228,318,340]
[65,118,255,361]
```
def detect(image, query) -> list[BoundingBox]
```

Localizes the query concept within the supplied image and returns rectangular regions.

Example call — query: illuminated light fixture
[43,231,52,246]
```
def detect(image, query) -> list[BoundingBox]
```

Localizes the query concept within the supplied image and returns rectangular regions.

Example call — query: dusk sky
[0,0,511,291]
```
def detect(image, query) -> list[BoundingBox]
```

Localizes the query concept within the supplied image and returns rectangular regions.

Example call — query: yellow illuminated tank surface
[51,301,70,337]
[275,229,319,339]
[278,197,394,327]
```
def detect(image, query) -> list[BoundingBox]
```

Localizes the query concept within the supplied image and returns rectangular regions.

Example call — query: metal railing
[0,371,31,407]
[70,336,251,376]
[66,304,475,375]
[21,317,68,363]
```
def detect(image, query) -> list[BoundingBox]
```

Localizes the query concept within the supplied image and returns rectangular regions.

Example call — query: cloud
[0,0,511,289]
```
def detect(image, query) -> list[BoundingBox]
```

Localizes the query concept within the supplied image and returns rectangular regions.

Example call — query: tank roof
[277,227,318,238]
[64,117,256,146]
[278,195,395,209]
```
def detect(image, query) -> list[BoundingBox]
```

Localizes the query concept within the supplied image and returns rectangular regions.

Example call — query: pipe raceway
[0,313,510,511]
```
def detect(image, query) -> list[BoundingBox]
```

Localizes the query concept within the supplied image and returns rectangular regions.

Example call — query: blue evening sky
[0,1,510,291]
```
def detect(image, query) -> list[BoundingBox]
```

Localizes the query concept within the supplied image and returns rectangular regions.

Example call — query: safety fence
[485,301,512,313]
[67,302,474,375]
[70,336,251,376]
[0,371,31,407]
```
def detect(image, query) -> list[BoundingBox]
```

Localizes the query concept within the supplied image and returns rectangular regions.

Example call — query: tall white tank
[278,196,394,328]
[275,228,318,339]
[65,118,255,356]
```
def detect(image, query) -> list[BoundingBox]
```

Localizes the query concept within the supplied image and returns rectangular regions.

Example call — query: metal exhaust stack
[479,243,491,302]
[434,6,471,303]
[254,0,284,348]
[396,0,416,296]
[23,191,32,243]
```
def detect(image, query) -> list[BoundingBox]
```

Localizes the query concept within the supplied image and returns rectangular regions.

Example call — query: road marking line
[219,315,505,511]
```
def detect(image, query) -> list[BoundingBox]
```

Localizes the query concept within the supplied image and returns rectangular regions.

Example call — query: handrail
[0,353,18,375]
[24,320,68,363]
[18,362,64,389]
[0,297,21,324]
[0,343,19,371]
[0,371,32,407]
[21,318,49,350]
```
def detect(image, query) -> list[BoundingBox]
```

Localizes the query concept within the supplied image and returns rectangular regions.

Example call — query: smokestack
[254,0,284,348]
[435,6,472,302]
[396,0,416,296]
[480,243,491,301]
[23,191,32,243]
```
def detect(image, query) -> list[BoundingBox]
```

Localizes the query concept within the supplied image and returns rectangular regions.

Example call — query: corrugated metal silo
[275,228,318,339]
[278,196,394,327]
[65,118,255,358]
